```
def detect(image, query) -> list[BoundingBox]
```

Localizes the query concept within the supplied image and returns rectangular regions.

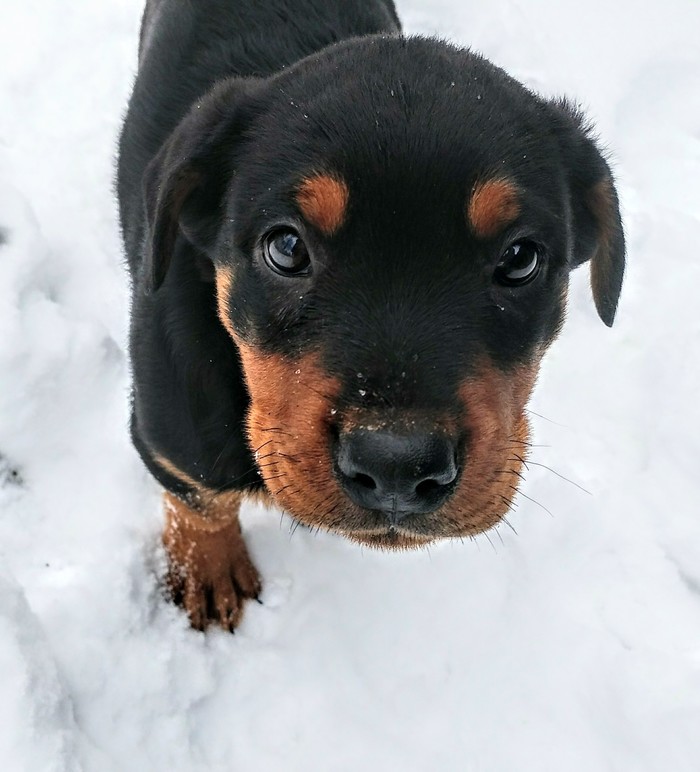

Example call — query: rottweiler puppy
[117,0,624,630]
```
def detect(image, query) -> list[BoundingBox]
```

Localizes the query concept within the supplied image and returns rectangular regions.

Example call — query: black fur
[118,0,624,500]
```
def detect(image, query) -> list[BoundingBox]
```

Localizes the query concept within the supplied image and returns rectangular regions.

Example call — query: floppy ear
[551,100,626,327]
[142,77,259,293]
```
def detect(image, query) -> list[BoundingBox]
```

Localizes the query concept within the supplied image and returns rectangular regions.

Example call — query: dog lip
[344,526,436,549]
[333,520,435,539]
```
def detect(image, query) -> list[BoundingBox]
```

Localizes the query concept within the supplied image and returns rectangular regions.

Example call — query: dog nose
[335,429,458,521]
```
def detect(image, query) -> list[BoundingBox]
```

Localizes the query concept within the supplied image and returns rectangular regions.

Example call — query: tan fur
[467,178,520,238]
[153,452,202,490]
[236,344,347,523]
[215,265,237,341]
[296,174,349,235]
[451,359,539,533]
[162,490,261,631]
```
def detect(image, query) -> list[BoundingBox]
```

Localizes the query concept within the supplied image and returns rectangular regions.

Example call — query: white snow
[1,1,700,770]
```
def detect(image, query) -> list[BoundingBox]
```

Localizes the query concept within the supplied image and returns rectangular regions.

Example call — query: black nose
[335,429,458,521]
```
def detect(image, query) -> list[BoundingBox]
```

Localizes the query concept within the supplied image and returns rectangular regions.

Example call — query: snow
[1,0,700,769]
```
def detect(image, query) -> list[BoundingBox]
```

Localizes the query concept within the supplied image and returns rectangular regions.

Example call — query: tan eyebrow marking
[467,178,520,238]
[295,174,349,236]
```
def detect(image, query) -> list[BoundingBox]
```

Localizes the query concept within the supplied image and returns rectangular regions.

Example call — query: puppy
[117,0,624,630]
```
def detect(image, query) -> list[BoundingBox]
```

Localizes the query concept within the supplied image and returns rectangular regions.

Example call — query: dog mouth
[349,529,434,550]
[330,522,437,549]
[312,502,459,547]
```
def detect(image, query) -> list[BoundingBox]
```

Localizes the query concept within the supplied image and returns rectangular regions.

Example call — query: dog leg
[162,491,261,631]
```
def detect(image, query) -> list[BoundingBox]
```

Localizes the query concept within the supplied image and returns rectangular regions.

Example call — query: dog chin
[335,525,436,551]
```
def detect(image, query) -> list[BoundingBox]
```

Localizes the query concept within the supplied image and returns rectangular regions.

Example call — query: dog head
[143,36,624,548]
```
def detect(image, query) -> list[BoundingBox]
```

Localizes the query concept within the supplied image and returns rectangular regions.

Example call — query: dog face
[143,36,624,548]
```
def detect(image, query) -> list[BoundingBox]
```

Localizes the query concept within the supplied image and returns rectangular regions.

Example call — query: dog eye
[263,230,311,276]
[494,241,541,286]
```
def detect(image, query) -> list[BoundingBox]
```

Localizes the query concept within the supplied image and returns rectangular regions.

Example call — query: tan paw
[163,491,261,632]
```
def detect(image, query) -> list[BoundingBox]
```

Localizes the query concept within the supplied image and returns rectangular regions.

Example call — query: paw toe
[212,577,243,631]
[183,579,209,631]
[232,561,262,600]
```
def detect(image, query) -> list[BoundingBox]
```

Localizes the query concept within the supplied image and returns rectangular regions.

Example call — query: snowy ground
[1,1,699,770]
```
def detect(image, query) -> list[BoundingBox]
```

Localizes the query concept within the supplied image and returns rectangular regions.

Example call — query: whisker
[255,451,281,462]
[206,435,289,491]
[511,452,530,472]
[209,433,237,474]
[498,442,550,451]
[518,460,592,495]
[509,485,553,518]
[212,463,263,488]
[483,532,497,553]
[275,452,301,463]
[524,408,568,427]
[262,472,287,482]
[252,438,276,454]
[506,437,536,446]
[495,468,526,482]
[499,494,516,510]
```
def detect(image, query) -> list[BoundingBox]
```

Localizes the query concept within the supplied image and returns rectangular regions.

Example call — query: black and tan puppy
[117,0,624,630]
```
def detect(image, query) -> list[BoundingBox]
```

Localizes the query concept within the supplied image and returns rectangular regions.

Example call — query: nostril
[352,472,377,490]
[415,478,441,497]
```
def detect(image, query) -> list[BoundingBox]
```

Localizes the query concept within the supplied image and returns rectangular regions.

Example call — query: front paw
[163,492,261,631]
